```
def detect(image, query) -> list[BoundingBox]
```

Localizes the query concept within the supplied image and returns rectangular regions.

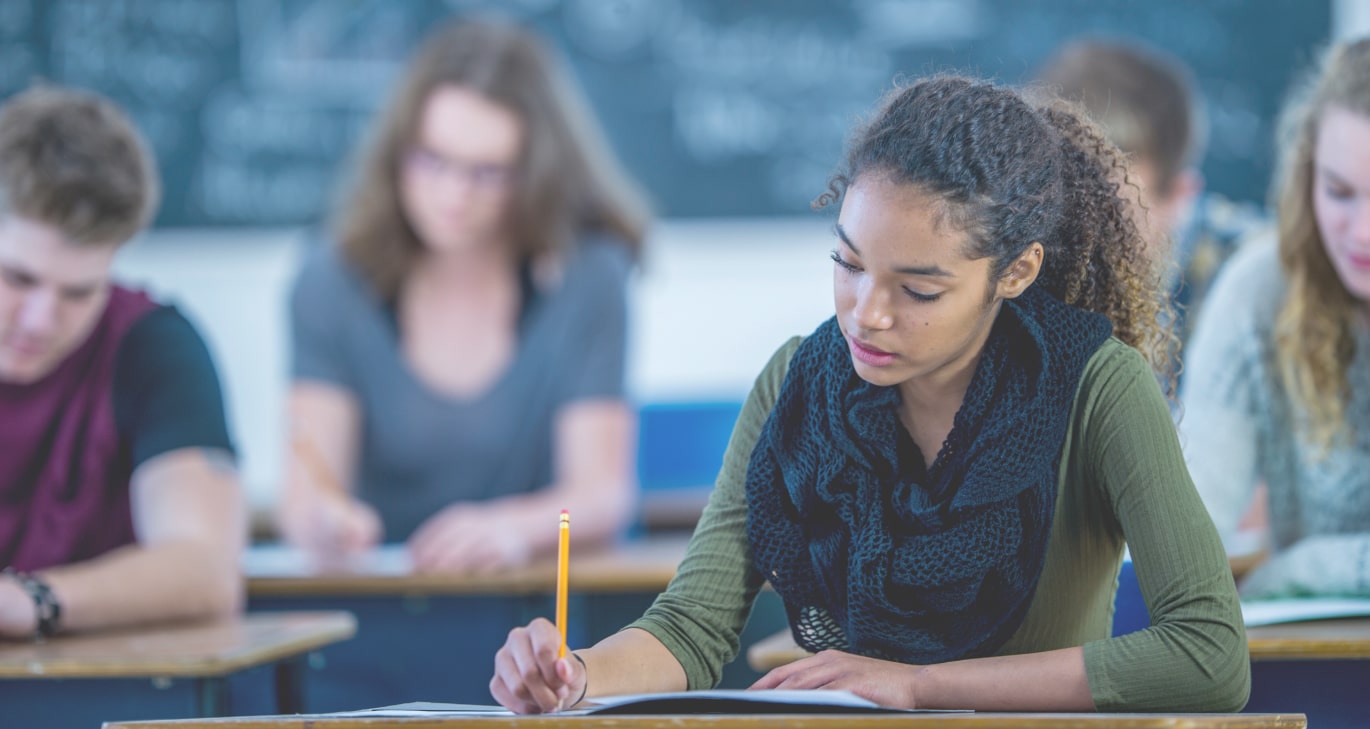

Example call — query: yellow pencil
[556,509,570,659]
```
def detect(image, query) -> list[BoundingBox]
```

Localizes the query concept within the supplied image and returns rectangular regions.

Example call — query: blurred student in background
[280,19,650,572]
[1181,39,1370,598]
[0,87,244,638]
[1039,37,1272,555]
[1038,39,1266,347]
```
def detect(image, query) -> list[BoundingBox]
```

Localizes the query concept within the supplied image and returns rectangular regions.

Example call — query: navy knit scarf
[744,286,1113,665]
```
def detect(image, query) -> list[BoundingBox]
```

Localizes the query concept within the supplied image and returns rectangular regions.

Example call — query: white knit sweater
[1180,236,1370,598]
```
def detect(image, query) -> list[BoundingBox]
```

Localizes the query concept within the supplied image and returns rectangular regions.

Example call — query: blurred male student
[1038,38,1267,345]
[0,86,243,640]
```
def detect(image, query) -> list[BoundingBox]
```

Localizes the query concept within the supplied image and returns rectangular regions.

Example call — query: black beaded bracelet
[569,651,589,707]
[2,568,62,640]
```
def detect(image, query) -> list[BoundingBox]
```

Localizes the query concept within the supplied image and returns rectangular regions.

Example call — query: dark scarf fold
[745,286,1113,664]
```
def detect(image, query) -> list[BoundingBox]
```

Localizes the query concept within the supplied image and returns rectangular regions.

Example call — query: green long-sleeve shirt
[629,337,1249,712]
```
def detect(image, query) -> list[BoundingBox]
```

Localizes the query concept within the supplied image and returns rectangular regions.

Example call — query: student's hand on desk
[750,649,922,709]
[491,617,585,714]
[1236,537,1332,599]
[282,492,382,559]
[0,575,38,640]
[409,503,532,573]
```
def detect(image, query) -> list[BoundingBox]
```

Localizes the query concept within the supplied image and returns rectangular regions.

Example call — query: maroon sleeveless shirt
[0,286,159,570]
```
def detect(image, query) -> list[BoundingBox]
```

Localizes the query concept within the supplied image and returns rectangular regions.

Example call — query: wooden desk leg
[195,676,231,717]
[274,654,308,714]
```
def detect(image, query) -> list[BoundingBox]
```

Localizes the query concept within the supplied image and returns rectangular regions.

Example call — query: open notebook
[322,690,969,717]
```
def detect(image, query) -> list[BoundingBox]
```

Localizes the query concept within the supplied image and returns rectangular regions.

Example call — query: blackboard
[0,0,1330,227]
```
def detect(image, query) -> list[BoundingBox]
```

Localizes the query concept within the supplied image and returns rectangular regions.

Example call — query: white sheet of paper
[587,689,883,710]
[1242,597,1370,627]
[319,691,902,717]
[320,702,514,717]
[241,543,414,576]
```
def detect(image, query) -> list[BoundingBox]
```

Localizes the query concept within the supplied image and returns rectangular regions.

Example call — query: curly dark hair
[817,75,1175,391]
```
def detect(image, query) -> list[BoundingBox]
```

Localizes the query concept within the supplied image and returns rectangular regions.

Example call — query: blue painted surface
[1111,559,1152,637]
[0,677,200,729]
[637,402,741,491]
[0,664,278,729]
[240,595,536,713]
[1247,660,1367,728]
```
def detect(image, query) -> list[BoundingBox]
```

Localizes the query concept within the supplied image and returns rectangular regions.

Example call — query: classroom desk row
[0,538,707,729]
[2,538,1364,728]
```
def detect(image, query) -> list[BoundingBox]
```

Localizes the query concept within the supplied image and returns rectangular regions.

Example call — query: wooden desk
[1246,618,1370,660]
[105,712,1308,729]
[1243,618,1370,728]
[0,611,355,728]
[745,628,807,672]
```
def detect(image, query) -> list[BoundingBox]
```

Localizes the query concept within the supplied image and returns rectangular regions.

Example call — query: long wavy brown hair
[334,18,651,299]
[817,76,1176,392]
[1271,39,1370,451]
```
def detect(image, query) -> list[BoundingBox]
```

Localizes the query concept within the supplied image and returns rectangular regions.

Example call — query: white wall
[113,219,838,508]
[1335,0,1370,39]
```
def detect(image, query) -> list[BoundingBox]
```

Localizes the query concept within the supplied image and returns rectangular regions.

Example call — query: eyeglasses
[404,146,516,190]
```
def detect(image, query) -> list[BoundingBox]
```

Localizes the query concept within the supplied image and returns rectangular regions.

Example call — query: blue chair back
[637,401,742,491]
[1112,559,1151,636]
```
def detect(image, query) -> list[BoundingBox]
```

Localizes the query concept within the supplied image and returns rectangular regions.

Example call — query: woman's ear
[998,242,1044,299]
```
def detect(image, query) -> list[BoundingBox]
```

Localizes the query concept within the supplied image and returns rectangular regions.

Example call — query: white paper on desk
[319,691,968,716]
[586,689,894,713]
[320,701,514,717]
[241,543,414,577]
[1243,597,1370,627]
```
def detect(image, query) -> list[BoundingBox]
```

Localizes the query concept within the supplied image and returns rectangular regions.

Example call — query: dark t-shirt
[290,236,631,540]
[112,306,236,468]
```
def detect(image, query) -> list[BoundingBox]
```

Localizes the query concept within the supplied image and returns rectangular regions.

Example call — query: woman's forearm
[916,646,1093,711]
[577,627,689,701]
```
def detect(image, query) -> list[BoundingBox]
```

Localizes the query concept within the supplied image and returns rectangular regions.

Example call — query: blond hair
[1271,38,1370,450]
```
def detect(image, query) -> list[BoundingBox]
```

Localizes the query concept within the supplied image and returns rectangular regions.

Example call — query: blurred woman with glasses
[279,18,650,572]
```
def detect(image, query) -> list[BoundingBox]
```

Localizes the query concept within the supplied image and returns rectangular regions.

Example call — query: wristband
[569,651,589,707]
[2,568,62,640]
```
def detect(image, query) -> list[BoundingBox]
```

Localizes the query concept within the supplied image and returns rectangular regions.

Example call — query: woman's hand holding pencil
[280,438,382,558]
[491,616,587,713]
[491,510,583,714]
